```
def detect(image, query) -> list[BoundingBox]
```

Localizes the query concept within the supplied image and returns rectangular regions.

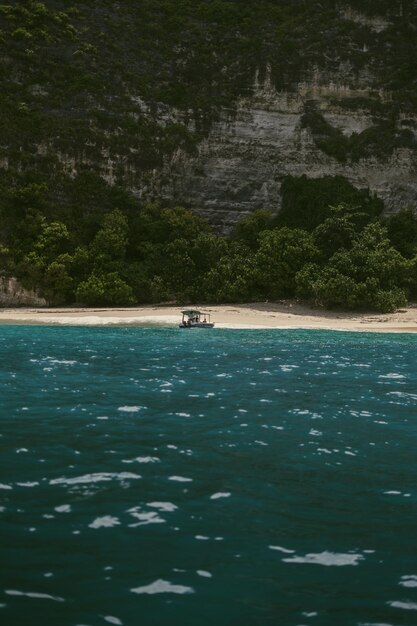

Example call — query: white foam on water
[89,516,121,529]
[117,406,142,413]
[130,579,194,595]
[269,545,295,554]
[54,504,71,513]
[5,590,65,602]
[168,476,193,482]
[16,482,39,488]
[103,616,123,625]
[399,575,417,588]
[128,510,165,527]
[0,483,12,490]
[210,492,231,500]
[147,502,178,512]
[47,359,78,366]
[388,391,417,400]
[197,570,212,578]
[122,456,160,464]
[389,600,417,610]
[379,373,406,379]
[282,551,364,566]
[50,472,141,485]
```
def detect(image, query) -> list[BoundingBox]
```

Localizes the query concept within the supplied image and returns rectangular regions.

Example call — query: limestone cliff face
[3,2,417,234]
[0,277,47,307]
[154,73,417,232]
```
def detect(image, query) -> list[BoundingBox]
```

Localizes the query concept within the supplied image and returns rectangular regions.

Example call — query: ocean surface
[1,326,417,626]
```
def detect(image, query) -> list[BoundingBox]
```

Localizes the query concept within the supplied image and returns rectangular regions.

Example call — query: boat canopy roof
[182,309,202,316]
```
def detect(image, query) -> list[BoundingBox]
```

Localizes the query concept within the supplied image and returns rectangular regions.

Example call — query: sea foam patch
[5,590,65,602]
[210,492,231,500]
[399,575,417,588]
[130,579,194,595]
[89,516,121,529]
[50,472,141,485]
[282,551,365,566]
[389,600,417,610]
[102,616,123,625]
[122,456,160,464]
[147,502,178,512]
[118,406,142,413]
[128,509,165,527]
[54,504,72,513]
[269,545,295,554]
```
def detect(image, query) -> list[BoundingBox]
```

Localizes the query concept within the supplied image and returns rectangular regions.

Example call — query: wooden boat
[179,309,214,328]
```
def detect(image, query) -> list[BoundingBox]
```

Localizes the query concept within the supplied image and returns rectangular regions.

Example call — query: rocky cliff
[156,70,417,231]
[1,1,417,231]
[0,277,47,307]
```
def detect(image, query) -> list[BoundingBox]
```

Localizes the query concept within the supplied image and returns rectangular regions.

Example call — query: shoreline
[1,302,417,333]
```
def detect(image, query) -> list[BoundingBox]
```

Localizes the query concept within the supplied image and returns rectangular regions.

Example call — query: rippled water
[1,326,417,626]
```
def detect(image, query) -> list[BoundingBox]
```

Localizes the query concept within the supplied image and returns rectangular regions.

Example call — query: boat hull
[179,323,214,329]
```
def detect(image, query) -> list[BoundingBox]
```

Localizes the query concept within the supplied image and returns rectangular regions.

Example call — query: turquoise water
[1,326,417,626]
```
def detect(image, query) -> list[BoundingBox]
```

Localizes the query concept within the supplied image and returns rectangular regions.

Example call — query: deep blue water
[1,326,417,626]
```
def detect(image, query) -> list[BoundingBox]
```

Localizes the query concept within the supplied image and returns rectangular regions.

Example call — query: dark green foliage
[0,173,412,311]
[232,209,274,250]
[296,223,409,312]
[277,176,383,231]
[196,242,257,304]
[76,273,134,306]
[254,228,319,299]
[385,208,417,258]
[312,207,357,260]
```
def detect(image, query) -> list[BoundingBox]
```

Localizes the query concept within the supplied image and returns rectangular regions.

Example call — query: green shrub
[76,272,134,306]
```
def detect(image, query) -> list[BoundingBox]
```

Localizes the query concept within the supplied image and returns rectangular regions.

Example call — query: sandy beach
[1,302,417,332]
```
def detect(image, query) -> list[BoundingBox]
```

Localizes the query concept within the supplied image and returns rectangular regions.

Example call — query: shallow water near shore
[1,326,417,626]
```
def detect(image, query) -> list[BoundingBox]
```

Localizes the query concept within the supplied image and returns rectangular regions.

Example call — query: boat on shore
[179,309,214,329]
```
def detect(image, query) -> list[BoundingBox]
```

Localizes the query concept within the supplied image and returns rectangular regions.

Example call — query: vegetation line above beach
[2,175,417,313]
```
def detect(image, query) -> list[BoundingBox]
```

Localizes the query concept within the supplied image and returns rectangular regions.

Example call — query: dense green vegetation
[1,1,417,311]
[2,174,417,313]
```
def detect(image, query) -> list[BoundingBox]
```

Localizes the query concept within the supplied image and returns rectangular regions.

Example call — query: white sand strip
[0,304,417,332]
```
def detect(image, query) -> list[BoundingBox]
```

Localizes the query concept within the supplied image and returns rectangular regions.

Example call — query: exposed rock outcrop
[0,277,47,307]
[155,73,417,232]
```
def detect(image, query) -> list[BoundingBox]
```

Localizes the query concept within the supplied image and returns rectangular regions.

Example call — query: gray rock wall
[155,75,417,232]
[0,277,47,307]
